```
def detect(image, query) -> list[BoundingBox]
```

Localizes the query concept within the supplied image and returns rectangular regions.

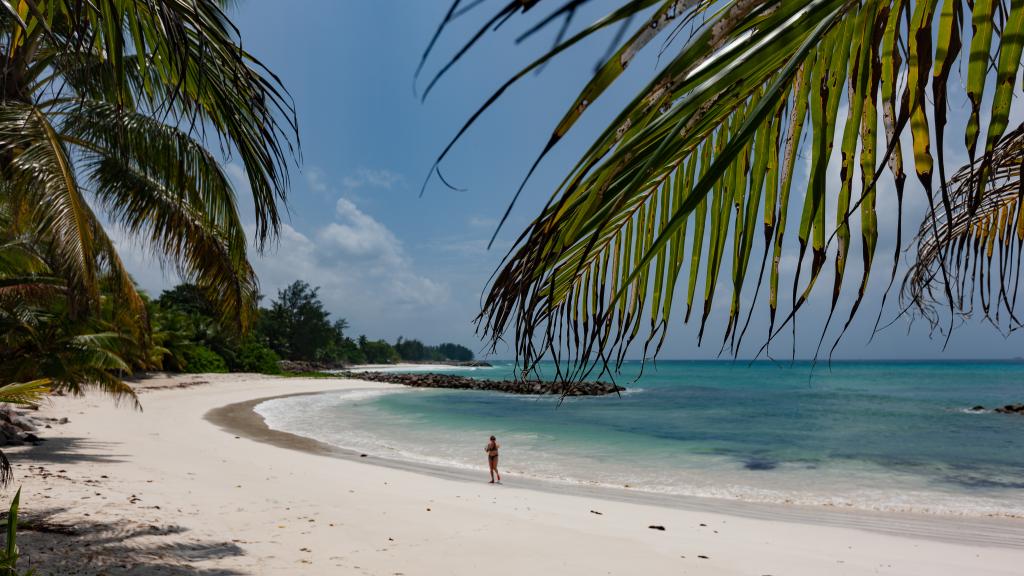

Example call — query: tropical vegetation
[0,0,297,399]
[421,0,1024,378]
[149,280,474,371]
[0,7,297,565]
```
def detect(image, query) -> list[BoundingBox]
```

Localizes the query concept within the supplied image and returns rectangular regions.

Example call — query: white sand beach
[8,373,1024,575]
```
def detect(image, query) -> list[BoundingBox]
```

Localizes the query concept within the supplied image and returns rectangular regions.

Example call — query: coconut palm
[0,0,297,329]
[422,0,1024,378]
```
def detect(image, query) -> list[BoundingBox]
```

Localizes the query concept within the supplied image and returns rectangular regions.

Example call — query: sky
[119,1,1024,360]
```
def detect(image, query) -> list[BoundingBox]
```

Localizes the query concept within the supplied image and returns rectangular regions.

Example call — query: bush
[437,342,474,362]
[231,337,281,374]
[182,345,228,373]
[359,338,399,364]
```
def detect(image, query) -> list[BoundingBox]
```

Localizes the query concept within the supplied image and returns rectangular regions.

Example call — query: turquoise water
[256,361,1024,516]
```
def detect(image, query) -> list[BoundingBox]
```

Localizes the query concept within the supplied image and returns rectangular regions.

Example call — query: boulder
[277,360,347,373]
[11,414,38,432]
[0,422,24,445]
[342,371,625,396]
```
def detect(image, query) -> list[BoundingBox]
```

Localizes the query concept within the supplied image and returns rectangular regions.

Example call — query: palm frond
[0,304,139,409]
[0,103,97,309]
[425,0,1024,379]
[65,100,255,327]
[86,153,257,330]
[906,123,1024,331]
[35,0,299,245]
[0,379,50,407]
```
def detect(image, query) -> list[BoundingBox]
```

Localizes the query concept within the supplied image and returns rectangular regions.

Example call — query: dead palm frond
[906,124,1024,332]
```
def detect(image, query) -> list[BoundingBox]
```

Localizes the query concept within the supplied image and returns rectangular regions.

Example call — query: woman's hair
[489,435,496,441]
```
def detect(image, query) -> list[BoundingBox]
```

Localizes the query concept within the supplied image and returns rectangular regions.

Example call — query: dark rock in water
[340,371,625,396]
[744,459,778,471]
[969,405,986,412]
[994,403,1024,414]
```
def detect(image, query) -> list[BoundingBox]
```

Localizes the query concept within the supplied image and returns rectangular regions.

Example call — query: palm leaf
[0,379,50,407]
[424,0,1024,378]
[0,103,97,308]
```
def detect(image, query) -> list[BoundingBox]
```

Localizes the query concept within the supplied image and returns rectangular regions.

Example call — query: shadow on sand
[16,506,246,575]
[10,436,129,466]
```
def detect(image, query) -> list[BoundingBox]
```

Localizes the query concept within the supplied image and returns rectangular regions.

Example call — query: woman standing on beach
[485,435,501,484]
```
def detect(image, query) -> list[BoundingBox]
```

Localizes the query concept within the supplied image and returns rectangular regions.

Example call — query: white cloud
[342,168,403,192]
[468,215,498,229]
[251,171,448,322]
[305,166,329,193]
[318,198,404,262]
[112,162,455,334]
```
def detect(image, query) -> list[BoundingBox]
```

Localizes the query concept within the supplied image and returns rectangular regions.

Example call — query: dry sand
[6,372,1023,575]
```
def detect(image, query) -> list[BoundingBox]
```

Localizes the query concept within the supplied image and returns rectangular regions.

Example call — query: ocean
[254,360,1024,517]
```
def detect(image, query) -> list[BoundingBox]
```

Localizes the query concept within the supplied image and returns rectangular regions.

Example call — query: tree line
[153,280,474,373]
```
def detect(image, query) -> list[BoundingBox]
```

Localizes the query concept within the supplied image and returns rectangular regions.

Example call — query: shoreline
[9,373,1024,574]
[210,387,1024,549]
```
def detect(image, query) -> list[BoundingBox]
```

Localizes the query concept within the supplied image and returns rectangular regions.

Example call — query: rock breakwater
[343,371,624,396]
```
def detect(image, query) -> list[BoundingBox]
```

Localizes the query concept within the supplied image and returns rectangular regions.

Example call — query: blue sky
[120,1,1024,360]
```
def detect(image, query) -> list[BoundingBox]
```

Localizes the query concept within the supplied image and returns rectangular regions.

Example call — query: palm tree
[422,1,1024,378]
[0,0,297,330]
[0,185,150,402]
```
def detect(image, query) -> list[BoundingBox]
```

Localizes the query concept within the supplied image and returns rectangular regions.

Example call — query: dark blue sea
[256,360,1024,516]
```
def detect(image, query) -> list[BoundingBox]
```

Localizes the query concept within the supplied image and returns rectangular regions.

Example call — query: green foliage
[256,281,365,365]
[334,338,366,365]
[436,343,474,362]
[358,336,399,364]
[260,281,343,362]
[231,337,281,374]
[394,338,430,361]
[0,382,49,485]
[157,284,219,319]
[0,488,32,576]
[182,345,228,374]
[0,301,138,407]
[423,0,1024,376]
[0,1,297,329]
[393,338,474,362]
